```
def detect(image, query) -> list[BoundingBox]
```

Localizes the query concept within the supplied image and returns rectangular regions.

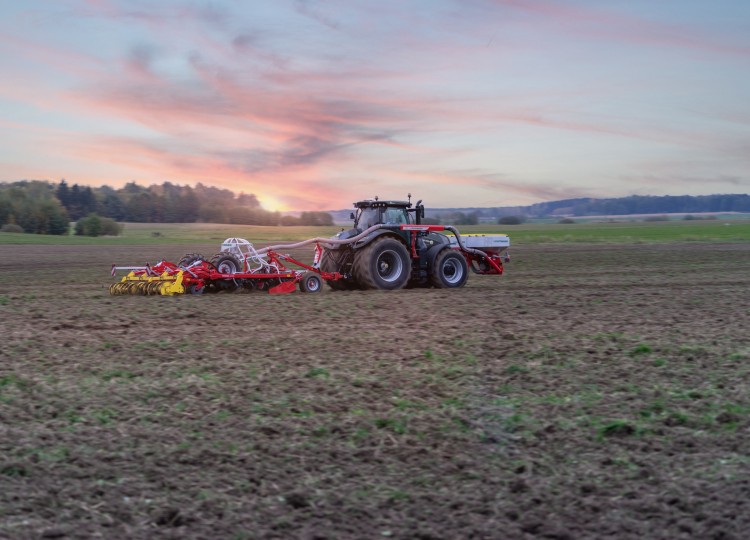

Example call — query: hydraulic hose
[256,223,488,259]
[255,224,390,254]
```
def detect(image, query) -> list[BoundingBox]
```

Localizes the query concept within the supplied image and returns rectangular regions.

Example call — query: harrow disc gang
[108,271,187,296]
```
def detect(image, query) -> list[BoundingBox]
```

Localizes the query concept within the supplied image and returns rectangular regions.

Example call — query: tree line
[0,180,333,235]
[433,194,750,220]
[538,194,750,217]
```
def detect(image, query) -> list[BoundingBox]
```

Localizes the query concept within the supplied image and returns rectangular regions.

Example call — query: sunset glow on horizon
[1,1,748,211]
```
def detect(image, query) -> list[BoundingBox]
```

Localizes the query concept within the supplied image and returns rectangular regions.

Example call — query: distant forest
[503,194,750,217]
[427,194,750,222]
[0,180,333,235]
[1,179,748,235]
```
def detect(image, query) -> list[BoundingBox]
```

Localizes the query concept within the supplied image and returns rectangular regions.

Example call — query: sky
[1,1,749,211]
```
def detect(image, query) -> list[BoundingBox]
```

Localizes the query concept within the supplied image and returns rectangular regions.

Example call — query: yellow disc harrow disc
[109,276,186,296]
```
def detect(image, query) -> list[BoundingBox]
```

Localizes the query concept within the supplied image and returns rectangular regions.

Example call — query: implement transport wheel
[211,252,242,274]
[354,237,410,290]
[431,249,468,289]
[300,273,322,293]
[187,284,204,295]
[178,253,206,267]
[320,249,356,291]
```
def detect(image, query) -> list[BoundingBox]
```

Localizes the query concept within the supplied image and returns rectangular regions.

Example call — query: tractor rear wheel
[354,237,410,290]
[431,249,468,288]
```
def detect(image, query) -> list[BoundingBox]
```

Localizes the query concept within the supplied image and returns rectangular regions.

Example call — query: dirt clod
[153,508,186,527]
[40,528,67,538]
[285,492,310,509]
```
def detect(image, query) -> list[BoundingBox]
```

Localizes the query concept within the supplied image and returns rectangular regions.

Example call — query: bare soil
[1,242,749,539]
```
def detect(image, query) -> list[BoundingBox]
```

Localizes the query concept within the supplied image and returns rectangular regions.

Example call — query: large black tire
[354,237,410,290]
[320,249,356,291]
[210,252,243,274]
[431,249,468,288]
[178,253,205,267]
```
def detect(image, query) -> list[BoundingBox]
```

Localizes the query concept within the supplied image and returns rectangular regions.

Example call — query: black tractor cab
[349,196,425,231]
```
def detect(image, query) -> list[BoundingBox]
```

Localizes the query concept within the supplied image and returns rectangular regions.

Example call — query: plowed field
[1,242,749,539]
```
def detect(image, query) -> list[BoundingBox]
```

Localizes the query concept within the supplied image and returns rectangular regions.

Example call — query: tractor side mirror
[414,203,425,224]
[415,200,425,220]
[350,212,355,220]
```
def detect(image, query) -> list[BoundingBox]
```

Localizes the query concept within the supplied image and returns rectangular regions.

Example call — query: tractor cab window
[355,207,380,230]
[383,207,409,224]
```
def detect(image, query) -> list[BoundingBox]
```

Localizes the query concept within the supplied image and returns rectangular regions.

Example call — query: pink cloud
[58,134,348,210]
[59,60,733,210]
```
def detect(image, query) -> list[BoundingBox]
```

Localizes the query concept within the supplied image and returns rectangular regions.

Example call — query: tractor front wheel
[354,237,410,290]
[431,249,468,288]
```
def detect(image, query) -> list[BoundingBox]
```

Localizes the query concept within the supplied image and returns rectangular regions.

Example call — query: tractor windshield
[355,205,410,229]
[383,207,409,225]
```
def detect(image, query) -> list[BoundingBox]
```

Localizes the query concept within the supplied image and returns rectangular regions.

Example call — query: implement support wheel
[300,273,322,293]
[211,252,243,274]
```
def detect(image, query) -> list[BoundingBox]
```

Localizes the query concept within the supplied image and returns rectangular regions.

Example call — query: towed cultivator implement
[109,262,190,296]
[110,195,510,296]
[110,239,338,296]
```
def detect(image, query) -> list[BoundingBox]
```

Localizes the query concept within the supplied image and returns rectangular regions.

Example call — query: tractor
[318,195,509,290]
[109,195,509,296]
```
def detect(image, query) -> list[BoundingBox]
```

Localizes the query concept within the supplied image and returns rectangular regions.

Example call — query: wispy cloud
[294,0,340,30]
[489,0,750,57]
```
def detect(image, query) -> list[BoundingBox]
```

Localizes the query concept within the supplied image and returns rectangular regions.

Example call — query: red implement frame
[112,242,343,295]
